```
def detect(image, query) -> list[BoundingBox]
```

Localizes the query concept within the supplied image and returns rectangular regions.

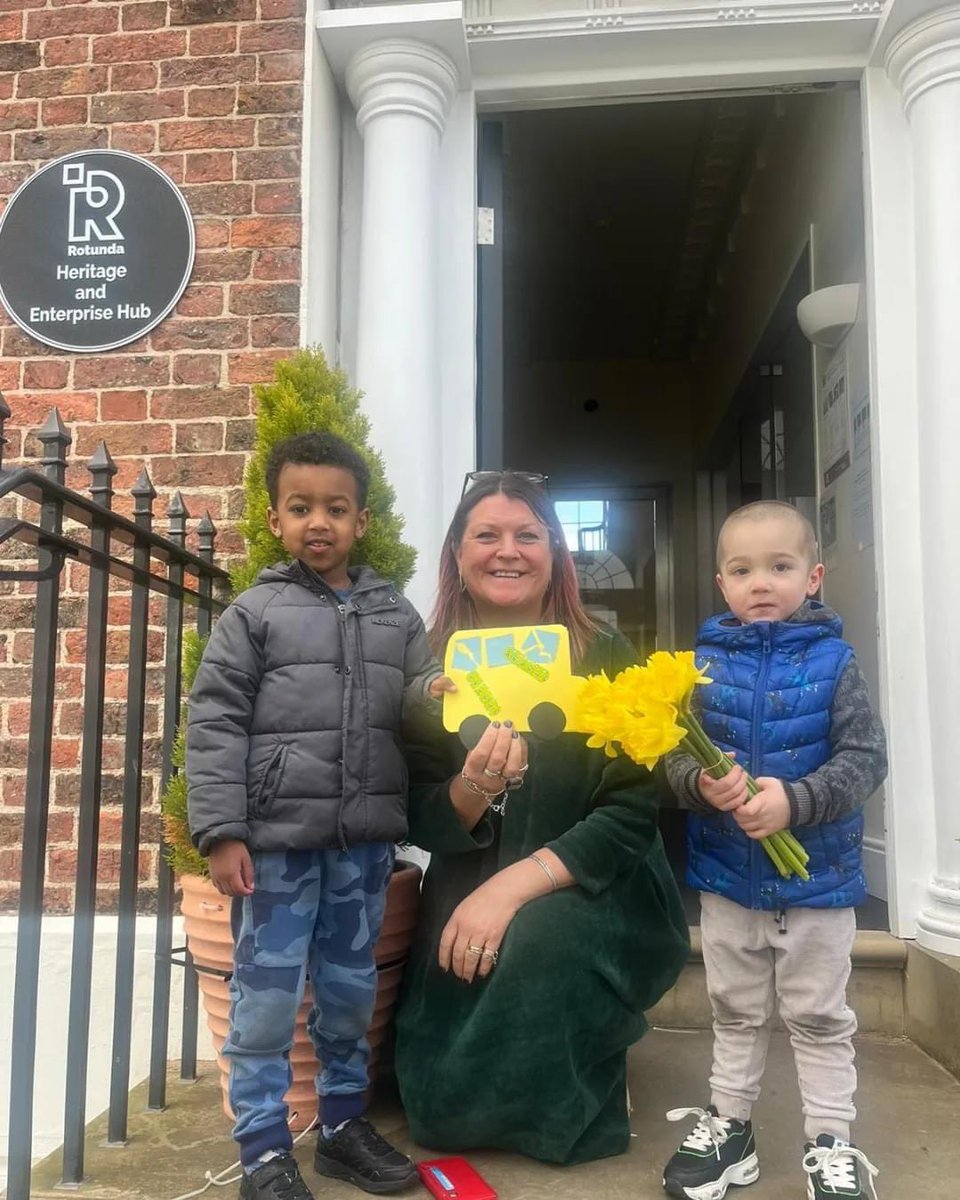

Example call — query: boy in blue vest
[661,500,887,1200]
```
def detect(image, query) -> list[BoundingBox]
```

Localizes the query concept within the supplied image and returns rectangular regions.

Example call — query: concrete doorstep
[26,1029,960,1200]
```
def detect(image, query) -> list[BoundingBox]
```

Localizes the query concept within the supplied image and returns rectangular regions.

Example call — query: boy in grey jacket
[187,432,442,1200]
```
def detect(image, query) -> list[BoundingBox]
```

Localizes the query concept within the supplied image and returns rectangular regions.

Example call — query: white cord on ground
[169,1114,319,1200]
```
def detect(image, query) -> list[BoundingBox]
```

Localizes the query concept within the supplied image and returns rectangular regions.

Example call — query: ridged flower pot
[180,859,422,1132]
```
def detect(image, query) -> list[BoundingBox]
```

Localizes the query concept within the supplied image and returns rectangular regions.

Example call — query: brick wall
[0,0,306,911]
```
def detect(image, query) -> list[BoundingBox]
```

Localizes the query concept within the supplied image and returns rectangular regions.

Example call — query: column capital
[886,5,960,114]
[346,39,459,137]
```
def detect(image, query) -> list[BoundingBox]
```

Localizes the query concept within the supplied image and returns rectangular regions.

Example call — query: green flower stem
[677,710,810,880]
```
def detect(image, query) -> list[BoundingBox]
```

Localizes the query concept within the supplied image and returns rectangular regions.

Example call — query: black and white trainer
[802,1134,879,1199]
[662,1105,760,1200]
[314,1116,417,1194]
[239,1153,315,1200]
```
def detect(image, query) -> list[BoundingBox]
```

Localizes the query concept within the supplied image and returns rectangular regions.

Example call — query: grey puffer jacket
[186,561,441,856]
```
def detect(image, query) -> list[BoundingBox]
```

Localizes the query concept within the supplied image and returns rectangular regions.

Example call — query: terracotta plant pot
[179,859,422,1132]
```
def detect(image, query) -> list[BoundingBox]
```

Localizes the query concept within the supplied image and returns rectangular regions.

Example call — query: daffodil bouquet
[575,651,809,880]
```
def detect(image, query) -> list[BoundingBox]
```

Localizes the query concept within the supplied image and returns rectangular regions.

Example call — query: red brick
[0,80,11,102]
[0,132,12,161]
[259,0,305,17]
[44,37,91,67]
[0,12,21,40]
[92,29,187,63]
[74,356,170,388]
[176,284,225,318]
[225,416,255,451]
[191,248,252,282]
[256,115,300,146]
[109,124,156,154]
[1,774,25,808]
[152,152,184,183]
[229,282,297,315]
[2,390,97,425]
[0,738,27,769]
[100,389,148,421]
[6,701,30,735]
[41,96,88,126]
[237,82,301,115]
[239,20,301,52]
[121,1,168,31]
[184,150,234,182]
[150,318,248,351]
[0,42,40,72]
[172,354,222,386]
[231,216,299,248]
[0,98,37,131]
[22,360,69,389]
[252,248,299,280]
[0,359,20,389]
[160,117,254,151]
[74,421,173,458]
[257,50,303,82]
[48,847,77,883]
[188,25,236,55]
[149,452,245,487]
[161,54,255,87]
[251,313,298,347]
[171,0,255,23]
[50,738,80,770]
[186,86,237,118]
[2,319,48,354]
[227,349,288,384]
[92,90,184,123]
[182,182,252,217]
[255,180,298,214]
[150,385,249,419]
[16,64,108,99]
[175,421,223,453]
[14,125,107,159]
[194,218,229,248]
[110,61,158,90]
[48,810,75,843]
[26,6,120,39]
[236,147,298,180]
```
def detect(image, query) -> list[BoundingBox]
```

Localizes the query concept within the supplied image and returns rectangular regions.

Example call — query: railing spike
[87,441,118,510]
[37,407,71,484]
[131,466,157,500]
[167,490,189,519]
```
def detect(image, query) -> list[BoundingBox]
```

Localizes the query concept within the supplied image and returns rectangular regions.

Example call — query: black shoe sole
[314,1152,418,1195]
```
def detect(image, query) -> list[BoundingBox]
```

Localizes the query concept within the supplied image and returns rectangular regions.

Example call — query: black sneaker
[662,1105,760,1200]
[802,1134,879,1199]
[239,1153,315,1200]
[314,1116,417,1194]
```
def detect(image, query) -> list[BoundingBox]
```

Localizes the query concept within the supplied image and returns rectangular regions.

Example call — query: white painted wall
[694,88,887,894]
[0,915,216,1187]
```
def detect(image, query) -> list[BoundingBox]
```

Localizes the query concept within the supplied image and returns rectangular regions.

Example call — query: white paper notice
[851,393,874,549]
[819,350,851,488]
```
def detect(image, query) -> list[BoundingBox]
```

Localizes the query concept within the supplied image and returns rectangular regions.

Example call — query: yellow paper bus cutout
[442,624,588,744]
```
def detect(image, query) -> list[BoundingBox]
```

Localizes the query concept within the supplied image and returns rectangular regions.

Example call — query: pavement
[26,1029,960,1200]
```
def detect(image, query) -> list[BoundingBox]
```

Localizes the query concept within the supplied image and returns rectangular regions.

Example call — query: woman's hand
[448,719,528,831]
[428,674,457,700]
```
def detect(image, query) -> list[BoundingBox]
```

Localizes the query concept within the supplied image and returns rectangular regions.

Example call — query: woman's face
[455,493,554,622]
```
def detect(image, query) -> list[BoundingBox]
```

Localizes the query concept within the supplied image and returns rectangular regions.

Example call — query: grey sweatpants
[700,891,857,1142]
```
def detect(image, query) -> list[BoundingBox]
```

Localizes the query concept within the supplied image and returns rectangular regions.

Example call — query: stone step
[647,927,907,1034]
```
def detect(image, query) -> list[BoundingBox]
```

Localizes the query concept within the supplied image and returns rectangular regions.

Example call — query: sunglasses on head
[461,470,549,497]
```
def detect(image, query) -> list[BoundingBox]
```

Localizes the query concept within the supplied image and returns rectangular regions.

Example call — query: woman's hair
[430,473,597,663]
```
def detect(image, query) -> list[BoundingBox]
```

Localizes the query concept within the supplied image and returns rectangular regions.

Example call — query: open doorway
[477,89,888,927]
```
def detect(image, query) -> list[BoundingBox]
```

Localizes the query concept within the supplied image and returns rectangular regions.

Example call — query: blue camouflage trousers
[225,843,394,1165]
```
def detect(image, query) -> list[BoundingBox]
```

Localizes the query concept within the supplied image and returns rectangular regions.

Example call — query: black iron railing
[0,394,231,1200]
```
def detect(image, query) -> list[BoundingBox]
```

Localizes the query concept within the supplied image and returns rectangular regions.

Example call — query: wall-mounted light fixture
[796,283,860,348]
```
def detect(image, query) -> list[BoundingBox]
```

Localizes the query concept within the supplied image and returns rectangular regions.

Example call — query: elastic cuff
[805,1118,852,1143]
[238,1121,293,1166]
[321,1091,366,1128]
[710,1091,753,1123]
[787,779,816,826]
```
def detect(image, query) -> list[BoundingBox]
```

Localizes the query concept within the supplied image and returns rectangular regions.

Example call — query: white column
[347,40,459,614]
[887,8,960,955]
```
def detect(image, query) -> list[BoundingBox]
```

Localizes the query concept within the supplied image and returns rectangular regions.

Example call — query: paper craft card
[442,624,587,744]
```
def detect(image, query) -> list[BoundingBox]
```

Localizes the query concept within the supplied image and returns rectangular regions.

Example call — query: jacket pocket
[252,744,287,818]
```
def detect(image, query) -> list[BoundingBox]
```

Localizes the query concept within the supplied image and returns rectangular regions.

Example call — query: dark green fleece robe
[395,629,689,1165]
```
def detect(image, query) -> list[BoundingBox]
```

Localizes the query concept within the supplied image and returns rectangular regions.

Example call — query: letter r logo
[63,162,125,243]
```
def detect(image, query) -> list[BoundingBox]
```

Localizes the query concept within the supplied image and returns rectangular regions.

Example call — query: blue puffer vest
[686,603,867,910]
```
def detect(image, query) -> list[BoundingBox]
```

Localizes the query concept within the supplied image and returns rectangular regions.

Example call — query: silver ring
[466,944,484,956]
[482,767,502,779]
[503,776,525,791]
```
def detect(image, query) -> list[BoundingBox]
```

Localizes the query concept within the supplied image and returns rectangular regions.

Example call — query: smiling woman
[394,472,689,1165]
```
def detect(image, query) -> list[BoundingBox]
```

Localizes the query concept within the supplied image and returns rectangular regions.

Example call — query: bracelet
[529,852,559,892]
[460,771,505,801]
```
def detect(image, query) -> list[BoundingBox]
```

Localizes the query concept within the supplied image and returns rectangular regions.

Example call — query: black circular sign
[0,149,194,353]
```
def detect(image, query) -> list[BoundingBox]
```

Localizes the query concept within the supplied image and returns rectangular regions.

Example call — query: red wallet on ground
[416,1157,497,1200]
